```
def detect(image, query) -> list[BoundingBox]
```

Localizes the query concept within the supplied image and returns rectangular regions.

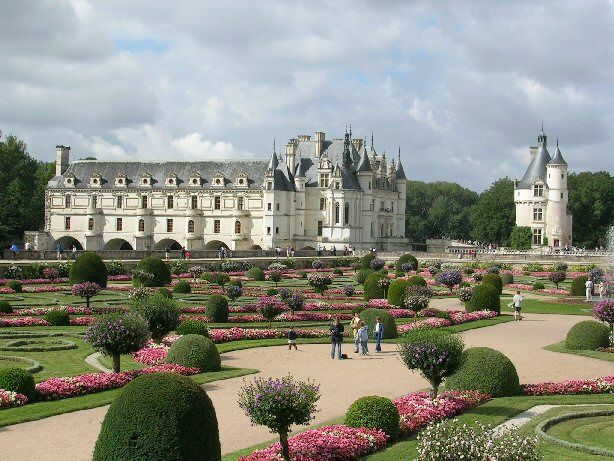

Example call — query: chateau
[514,127,573,247]
[40,130,408,252]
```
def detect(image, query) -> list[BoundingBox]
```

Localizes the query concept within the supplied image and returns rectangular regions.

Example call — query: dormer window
[115,173,127,188]
[64,173,76,188]
[533,183,544,197]
[165,174,178,187]
[236,173,248,188]
[319,173,330,188]
[212,173,225,187]
[89,173,102,188]
[140,173,152,187]
[189,173,202,187]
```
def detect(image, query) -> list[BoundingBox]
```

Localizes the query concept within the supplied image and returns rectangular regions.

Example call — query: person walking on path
[181,246,186,259]
[585,278,594,301]
[56,243,63,261]
[287,328,298,350]
[511,291,523,321]
[357,321,369,355]
[329,317,344,360]
[71,245,77,261]
[10,244,19,260]
[165,246,171,260]
[373,317,384,352]
[350,313,361,353]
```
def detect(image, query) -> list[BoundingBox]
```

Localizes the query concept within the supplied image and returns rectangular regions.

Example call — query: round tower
[545,139,571,247]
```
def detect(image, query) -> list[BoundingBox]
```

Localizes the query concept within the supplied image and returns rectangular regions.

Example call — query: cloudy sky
[1,0,612,190]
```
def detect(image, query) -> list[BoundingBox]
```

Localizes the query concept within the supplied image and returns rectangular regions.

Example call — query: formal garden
[0,252,612,460]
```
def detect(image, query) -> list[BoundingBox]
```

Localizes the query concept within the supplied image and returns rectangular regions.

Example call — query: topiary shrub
[407,275,426,287]
[532,282,545,290]
[360,308,398,339]
[131,294,180,343]
[69,252,108,288]
[93,373,221,461]
[165,334,221,372]
[565,320,610,350]
[176,319,210,338]
[297,270,307,279]
[345,396,400,439]
[481,273,502,294]
[570,276,588,296]
[0,367,36,400]
[387,279,410,307]
[157,287,173,298]
[44,309,70,326]
[6,280,22,293]
[205,295,229,323]
[501,273,514,285]
[132,256,172,287]
[466,284,500,313]
[266,288,279,296]
[0,301,13,314]
[172,280,192,294]
[396,254,418,272]
[360,253,377,269]
[446,347,521,397]
[246,267,265,281]
[363,273,387,300]
[356,269,374,285]
[333,268,343,275]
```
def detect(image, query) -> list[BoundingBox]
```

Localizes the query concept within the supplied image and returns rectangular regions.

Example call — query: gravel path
[84,352,112,373]
[1,312,612,461]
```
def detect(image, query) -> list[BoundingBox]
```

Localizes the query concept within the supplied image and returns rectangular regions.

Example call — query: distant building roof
[517,129,552,189]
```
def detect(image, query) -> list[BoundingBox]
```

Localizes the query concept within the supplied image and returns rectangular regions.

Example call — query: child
[288,328,298,350]
[357,321,369,355]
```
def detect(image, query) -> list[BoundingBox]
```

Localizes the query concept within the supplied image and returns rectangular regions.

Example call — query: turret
[55,145,70,176]
[547,139,568,191]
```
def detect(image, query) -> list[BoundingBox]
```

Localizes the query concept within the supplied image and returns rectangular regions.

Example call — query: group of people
[275,246,296,258]
[315,245,357,258]
[56,243,78,261]
[585,279,608,300]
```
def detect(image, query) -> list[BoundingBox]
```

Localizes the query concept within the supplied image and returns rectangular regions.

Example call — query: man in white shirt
[512,291,523,321]
[585,279,594,301]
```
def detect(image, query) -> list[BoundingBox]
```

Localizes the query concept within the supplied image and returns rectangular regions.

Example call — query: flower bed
[397,310,498,334]
[505,283,569,295]
[239,425,388,461]
[5,306,126,317]
[0,389,28,409]
[521,375,614,396]
[0,316,98,327]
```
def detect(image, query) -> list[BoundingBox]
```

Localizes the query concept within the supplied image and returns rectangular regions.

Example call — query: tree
[130,293,180,343]
[437,269,463,291]
[257,296,285,328]
[568,171,614,248]
[470,178,515,245]
[508,226,533,250]
[238,375,320,461]
[71,282,101,309]
[405,286,433,321]
[547,271,566,289]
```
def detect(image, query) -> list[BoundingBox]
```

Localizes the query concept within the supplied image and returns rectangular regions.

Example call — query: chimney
[285,139,297,172]
[55,145,70,176]
[529,146,538,161]
[352,138,363,151]
[315,131,325,157]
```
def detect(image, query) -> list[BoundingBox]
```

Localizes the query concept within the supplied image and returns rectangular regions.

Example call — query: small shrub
[466,284,500,313]
[437,270,463,291]
[547,271,566,289]
[333,268,343,275]
[3,265,23,280]
[286,291,305,315]
[44,309,70,326]
[446,347,521,397]
[213,272,231,287]
[172,280,192,294]
[297,270,307,279]
[307,273,333,294]
[42,267,60,280]
[257,296,286,328]
[473,273,483,282]
[6,280,22,293]
[268,270,282,287]
[165,334,221,372]
[0,368,36,400]
[360,253,377,269]
[570,275,588,296]
[311,259,324,270]
[360,308,398,339]
[396,254,418,272]
[157,287,173,298]
[405,286,434,318]
[565,320,610,350]
[205,295,229,323]
[266,288,279,296]
[369,258,386,271]
[594,299,614,333]
[131,294,180,342]
[553,262,568,272]
[351,305,366,315]
[407,275,427,287]
[589,268,605,283]
[226,284,242,301]
[69,252,108,288]
[356,269,374,285]
[176,319,210,337]
[363,273,387,300]
[71,281,101,309]
[501,273,514,285]
[482,273,502,294]
[132,257,171,287]
[246,267,265,281]
[343,284,356,297]
[345,396,400,439]
[220,260,238,273]
[0,301,13,314]
[532,282,545,290]
[457,286,474,303]
[387,279,409,307]
[105,260,126,276]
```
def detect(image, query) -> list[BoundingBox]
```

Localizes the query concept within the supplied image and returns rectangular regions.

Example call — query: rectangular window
[275,227,279,234]
[267,182,273,190]
[320,198,326,210]
[532,228,542,245]
[65,194,72,208]
[88,218,94,231]
[64,217,71,230]
[214,219,221,233]
[116,218,123,231]
[533,184,544,197]
[267,203,272,211]
[138,219,145,232]
[191,195,198,209]
[276,203,280,211]
[167,195,174,209]
[214,196,221,210]
[116,195,123,208]
[560,192,564,199]
[267,226,271,235]
[167,219,173,232]
[368,181,371,190]
[391,202,394,212]
[319,174,330,188]
[317,221,323,236]
[335,181,340,189]
[237,197,244,210]
[141,195,147,209]
[92,195,98,208]
[533,208,543,221]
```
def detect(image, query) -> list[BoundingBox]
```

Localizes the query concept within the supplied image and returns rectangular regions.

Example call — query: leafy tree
[130,293,180,343]
[508,226,533,250]
[257,296,285,328]
[470,178,515,245]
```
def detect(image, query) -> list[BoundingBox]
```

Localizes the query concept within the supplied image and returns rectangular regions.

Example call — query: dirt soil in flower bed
[1,313,613,461]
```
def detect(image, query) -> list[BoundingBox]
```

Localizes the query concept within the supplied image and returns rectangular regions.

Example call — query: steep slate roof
[548,143,567,165]
[517,134,551,189]
[294,138,362,189]
[47,160,269,189]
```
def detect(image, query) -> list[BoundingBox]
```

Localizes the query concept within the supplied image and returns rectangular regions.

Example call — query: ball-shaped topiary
[387,279,409,307]
[570,276,588,296]
[172,280,192,294]
[481,273,503,294]
[345,396,400,439]
[0,367,36,400]
[396,253,418,272]
[360,253,377,269]
[69,252,108,288]
[466,284,500,313]
[44,309,70,326]
[407,275,427,287]
[356,269,374,285]
[363,273,388,300]
[446,347,521,397]
[132,256,172,287]
[246,267,266,281]
[565,320,610,350]
[501,273,514,285]
[93,373,221,461]
[360,308,398,339]
[176,319,210,338]
[0,301,13,314]
[6,280,22,293]
[165,334,221,372]
[205,295,229,323]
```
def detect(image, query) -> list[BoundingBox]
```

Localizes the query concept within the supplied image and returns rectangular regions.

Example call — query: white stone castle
[40,130,408,252]
[514,126,573,247]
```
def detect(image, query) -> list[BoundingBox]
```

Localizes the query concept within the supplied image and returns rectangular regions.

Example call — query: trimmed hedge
[44,309,70,326]
[359,308,398,339]
[172,280,192,294]
[246,267,265,281]
[345,396,400,439]
[481,273,503,294]
[6,280,22,293]
[466,284,500,313]
[446,347,521,397]
[69,252,108,288]
[407,275,427,287]
[360,253,377,269]
[205,295,229,323]
[363,273,387,301]
[500,273,514,285]
[356,269,374,285]
[165,334,221,372]
[396,253,418,272]
[387,279,409,308]
[93,373,221,461]
[0,367,36,400]
[0,301,12,314]
[570,276,588,296]
[565,320,610,350]
[132,257,172,287]
[176,319,210,338]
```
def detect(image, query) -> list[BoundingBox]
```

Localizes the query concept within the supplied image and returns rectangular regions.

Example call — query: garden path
[0,312,612,461]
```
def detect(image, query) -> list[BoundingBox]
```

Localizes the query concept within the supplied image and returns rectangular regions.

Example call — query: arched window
[138,219,145,232]
[234,220,241,234]
[335,202,340,224]
[88,218,94,231]
[187,220,195,233]
[344,202,350,225]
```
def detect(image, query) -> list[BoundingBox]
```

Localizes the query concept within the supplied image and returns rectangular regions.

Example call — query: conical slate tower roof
[548,140,567,165]
[517,128,551,189]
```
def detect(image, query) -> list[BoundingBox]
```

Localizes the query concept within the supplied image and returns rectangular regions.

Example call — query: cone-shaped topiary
[132,256,172,287]
[446,347,521,397]
[165,334,221,372]
[565,320,610,350]
[481,273,502,294]
[363,273,387,300]
[0,367,35,400]
[570,276,588,296]
[466,284,500,313]
[359,308,398,339]
[69,252,108,288]
[387,279,410,307]
[345,396,400,439]
[93,373,221,461]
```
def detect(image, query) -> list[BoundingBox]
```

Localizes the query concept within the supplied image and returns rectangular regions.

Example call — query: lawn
[500,297,594,316]
[545,341,614,363]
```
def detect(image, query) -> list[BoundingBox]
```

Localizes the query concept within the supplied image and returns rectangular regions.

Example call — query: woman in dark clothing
[330,316,344,359]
